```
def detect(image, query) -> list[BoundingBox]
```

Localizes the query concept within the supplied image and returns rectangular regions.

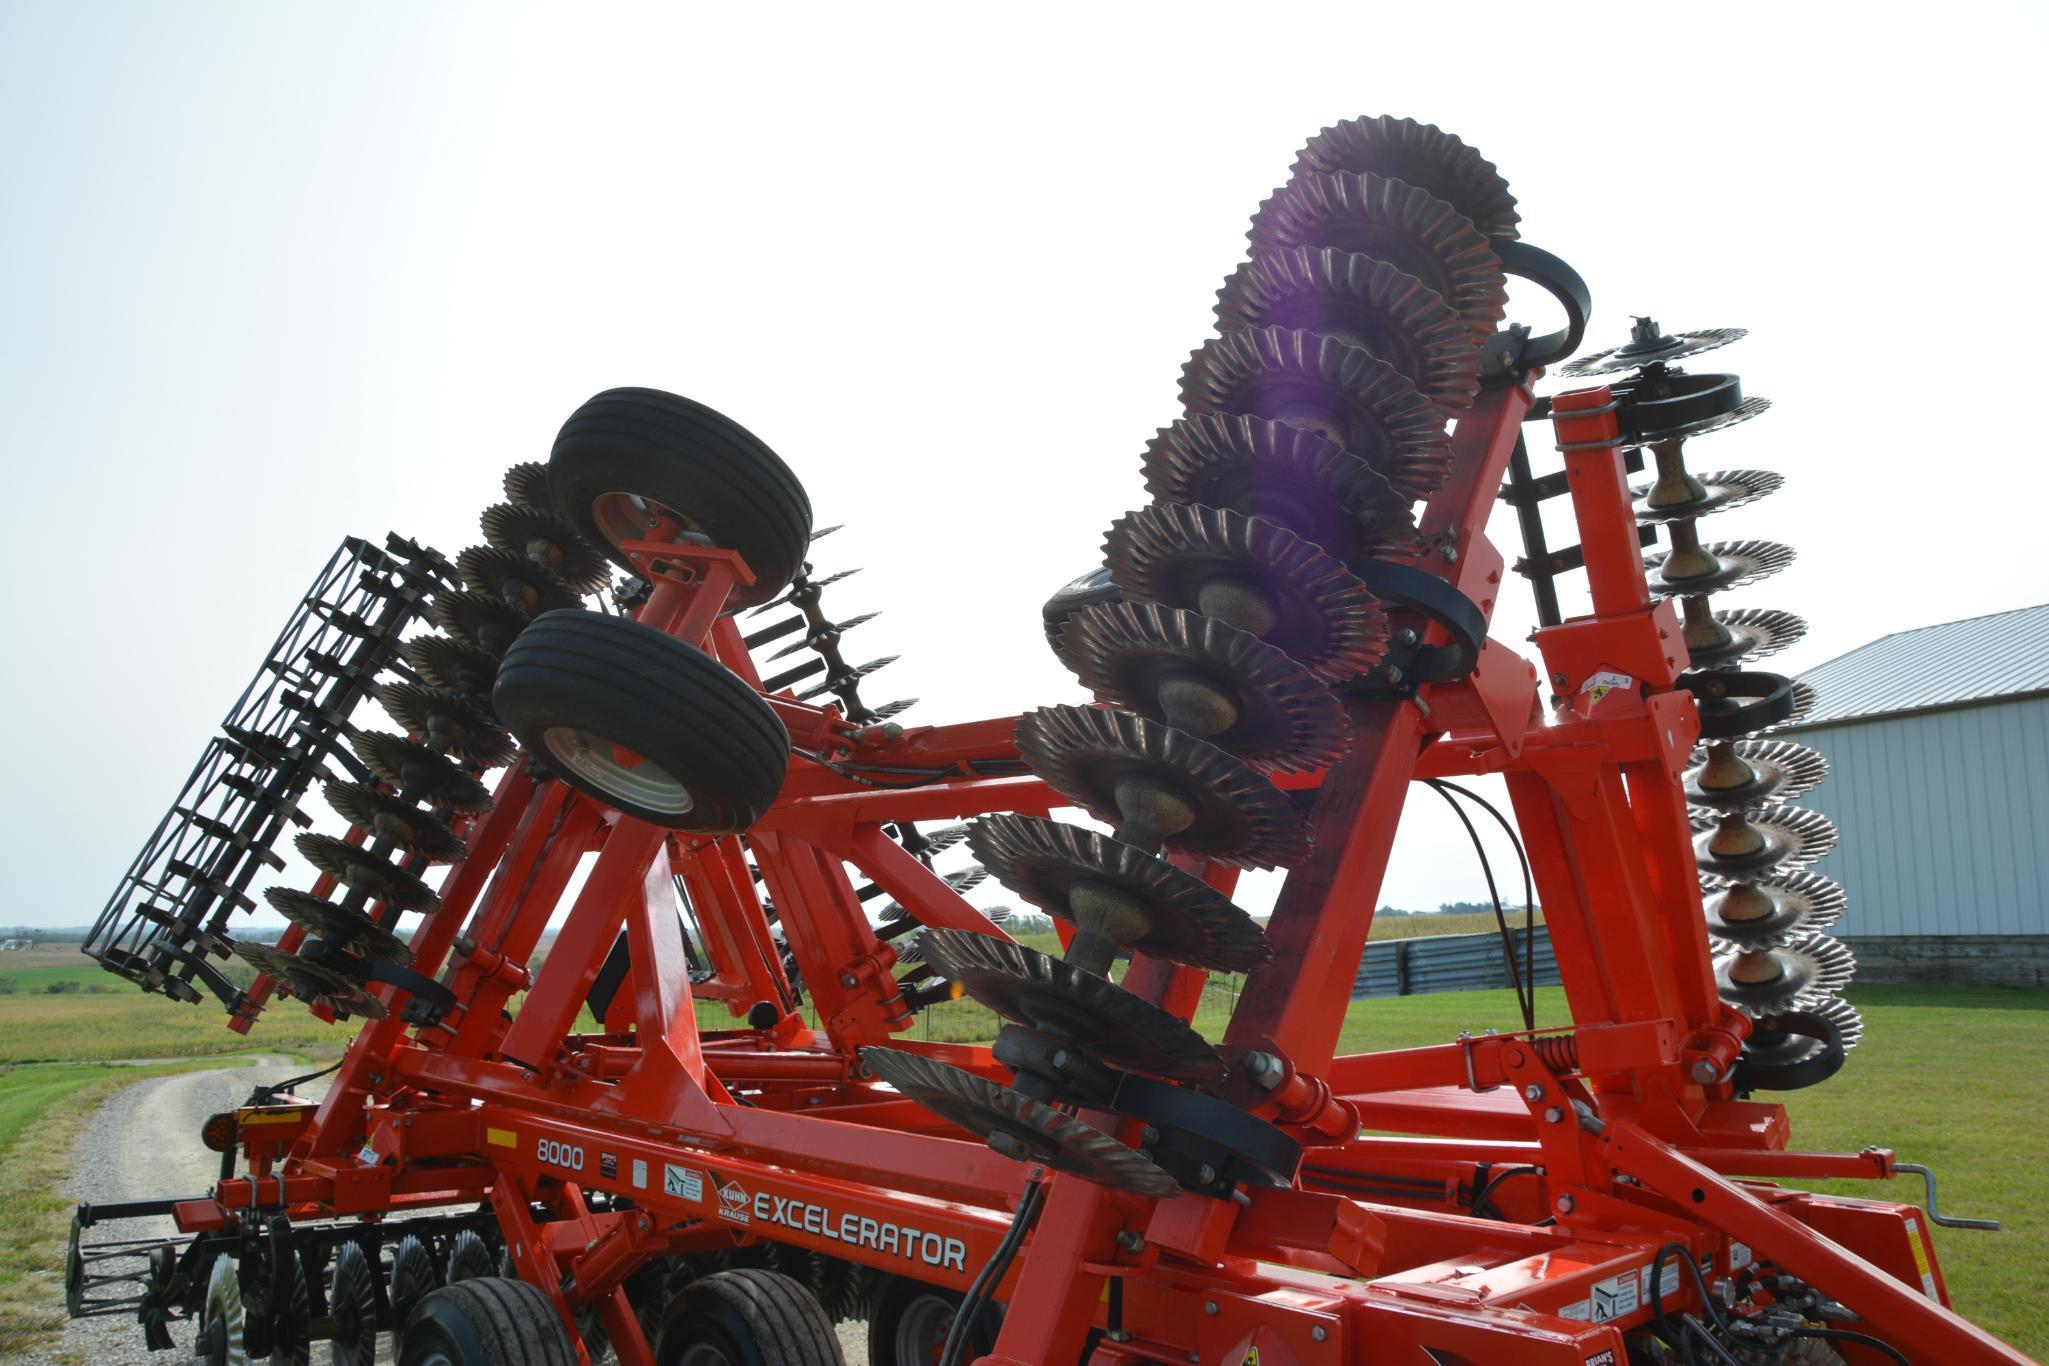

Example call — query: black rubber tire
[401,1277,579,1366]
[656,1268,842,1366]
[550,387,812,611]
[444,1229,495,1284]
[494,610,790,831]
[865,1274,998,1366]
[1040,567,1121,650]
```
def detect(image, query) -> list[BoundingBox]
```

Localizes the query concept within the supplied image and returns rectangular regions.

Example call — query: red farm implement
[69,116,2023,1366]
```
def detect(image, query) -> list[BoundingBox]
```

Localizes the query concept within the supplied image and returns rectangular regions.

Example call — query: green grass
[0,950,348,1064]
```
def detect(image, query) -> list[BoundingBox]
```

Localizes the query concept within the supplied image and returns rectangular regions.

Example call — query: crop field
[0,942,2039,1359]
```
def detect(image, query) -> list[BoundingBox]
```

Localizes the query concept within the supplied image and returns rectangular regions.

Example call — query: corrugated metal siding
[1352,927,1560,999]
[1786,602,2049,728]
[1788,695,2049,936]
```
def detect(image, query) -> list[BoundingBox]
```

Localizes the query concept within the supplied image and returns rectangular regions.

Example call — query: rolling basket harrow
[69,116,2020,1365]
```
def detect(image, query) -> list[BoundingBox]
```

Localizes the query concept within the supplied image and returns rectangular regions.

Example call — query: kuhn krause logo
[715,1178,751,1224]
[752,1189,967,1271]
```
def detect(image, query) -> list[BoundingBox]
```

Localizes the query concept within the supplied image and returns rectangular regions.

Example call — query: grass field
[2,946,2041,1356]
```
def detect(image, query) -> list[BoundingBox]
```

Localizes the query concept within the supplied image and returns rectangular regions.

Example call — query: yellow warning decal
[1903,1217,1938,1297]
[236,1108,302,1126]
[486,1127,517,1148]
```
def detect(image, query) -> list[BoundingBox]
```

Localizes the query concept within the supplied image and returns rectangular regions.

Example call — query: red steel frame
[200,378,2031,1365]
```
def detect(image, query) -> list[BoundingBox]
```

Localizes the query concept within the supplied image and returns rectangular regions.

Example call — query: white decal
[632,1159,649,1190]
[664,1164,704,1203]
[753,1192,967,1271]
[536,1139,585,1172]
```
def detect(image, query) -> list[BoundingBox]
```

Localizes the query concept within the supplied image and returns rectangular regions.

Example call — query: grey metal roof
[1784,603,2049,729]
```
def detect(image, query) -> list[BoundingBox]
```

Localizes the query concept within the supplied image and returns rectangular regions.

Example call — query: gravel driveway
[8,1059,868,1364]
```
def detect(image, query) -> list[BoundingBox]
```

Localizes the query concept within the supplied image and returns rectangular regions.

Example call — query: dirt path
[14,1059,868,1364]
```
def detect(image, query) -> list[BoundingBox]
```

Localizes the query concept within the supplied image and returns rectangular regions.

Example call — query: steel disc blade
[919,929,1225,1083]
[263,887,414,966]
[322,781,466,861]
[350,732,493,814]
[1714,932,1856,1016]
[402,633,501,696]
[1681,604,1807,671]
[1014,707,1309,871]
[1644,538,1796,599]
[1247,173,1506,338]
[857,1048,1178,1198]
[1691,803,1838,880]
[1180,327,1451,501]
[455,545,584,615]
[1633,468,1784,525]
[1216,247,1480,412]
[231,940,386,1018]
[1699,869,1846,949]
[875,867,989,928]
[1141,414,1418,560]
[1055,602,1349,773]
[1685,740,1829,811]
[375,683,518,767]
[1620,396,1772,448]
[502,461,553,509]
[797,655,897,701]
[866,698,918,721]
[1562,324,1747,378]
[295,833,442,913]
[1758,680,1820,734]
[966,814,1273,972]
[1103,502,1389,683]
[478,503,610,592]
[1290,114,1519,240]
[429,591,533,658]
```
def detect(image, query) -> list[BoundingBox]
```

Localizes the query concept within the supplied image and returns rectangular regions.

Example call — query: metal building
[1778,603,2049,987]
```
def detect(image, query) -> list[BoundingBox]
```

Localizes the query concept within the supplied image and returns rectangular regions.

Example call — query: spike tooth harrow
[65,117,2024,1366]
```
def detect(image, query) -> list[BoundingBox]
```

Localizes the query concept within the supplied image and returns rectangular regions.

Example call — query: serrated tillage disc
[1103,502,1388,683]
[1056,602,1349,774]
[1290,115,1520,241]
[456,545,583,615]
[402,634,501,696]
[1619,396,1772,448]
[1561,326,1747,378]
[1685,740,1829,811]
[1216,248,1479,413]
[1180,328,1451,501]
[478,503,611,592]
[1633,468,1785,525]
[375,683,518,767]
[322,781,466,861]
[263,887,414,965]
[1760,680,1820,734]
[1757,995,1864,1054]
[350,732,493,814]
[858,1047,1178,1198]
[867,698,918,721]
[1248,173,1506,338]
[1691,803,1838,880]
[966,814,1273,972]
[1643,538,1795,599]
[876,867,988,928]
[1713,932,1855,1016]
[429,591,532,657]
[503,461,553,509]
[1682,605,1807,671]
[1140,414,1418,559]
[919,929,1225,1083]
[1014,707,1310,871]
[1699,869,1846,950]
[296,833,442,913]
[232,940,387,1019]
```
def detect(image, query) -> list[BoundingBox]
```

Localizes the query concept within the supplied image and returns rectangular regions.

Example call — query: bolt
[1138,1126,1161,1148]
[1551,673,1568,687]
[1050,1048,1073,1072]
[839,972,858,988]
[1442,544,1460,563]
[1555,1195,1576,1215]
[1240,1051,1286,1090]
[1197,1164,1218,1186]
[1312,1325,1328,1342]
[1523,1084,1544,1102]
[987,1131,1032,1162]
[1384,665,1405,686]
[1393,628,1420,649]
[1690,1058,1722,1085]
[1107,1329,1130,1344]
[1545,1106,1565,1124]
[1204,1301,1219,1316]
[1115,1229,1144,1253]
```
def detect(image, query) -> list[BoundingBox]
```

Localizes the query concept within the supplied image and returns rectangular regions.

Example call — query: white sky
[4,2,2046,934]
